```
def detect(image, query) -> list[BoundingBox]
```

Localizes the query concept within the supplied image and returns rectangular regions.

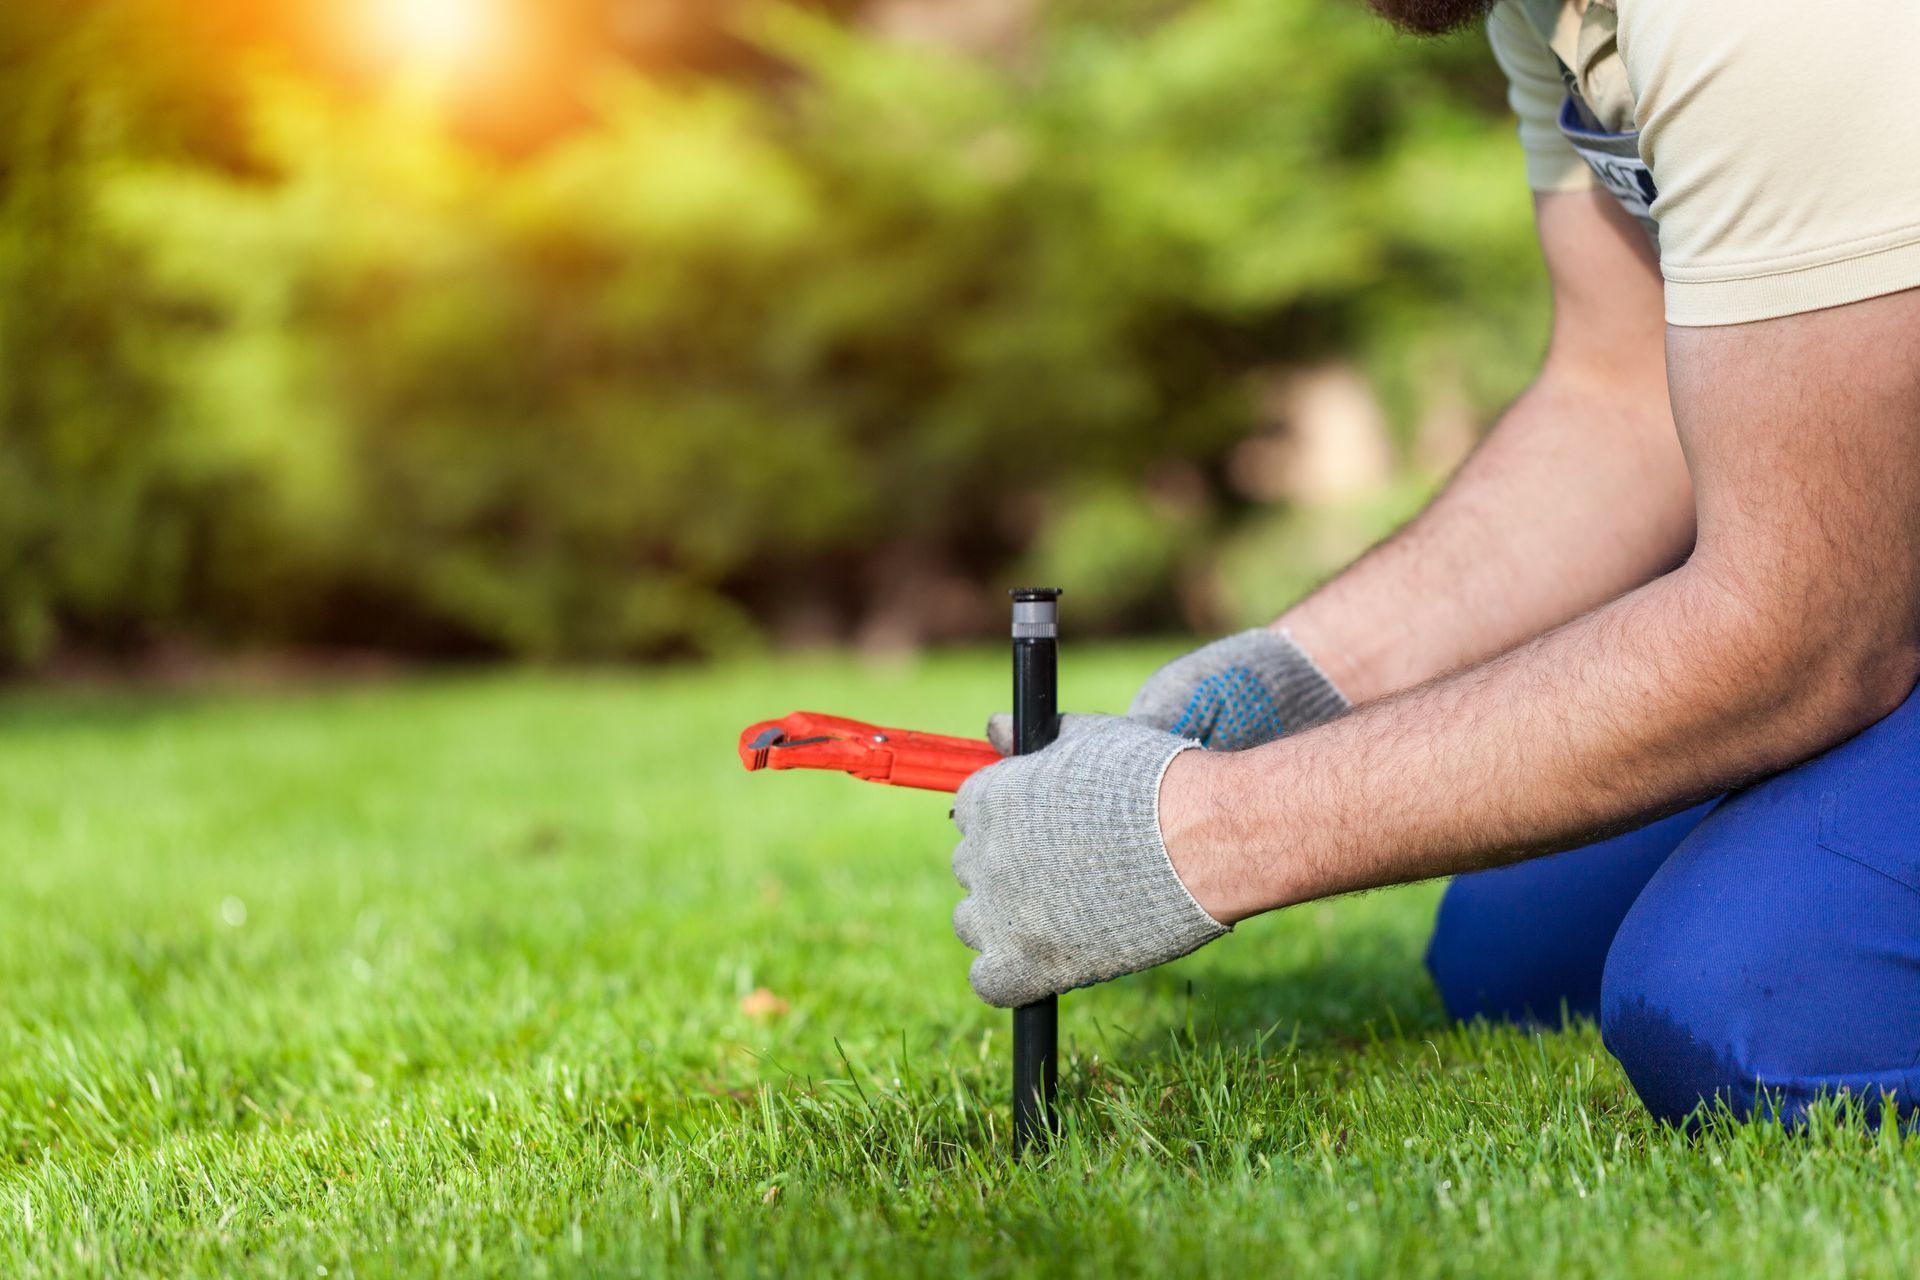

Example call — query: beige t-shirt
[1487,0,1920,326]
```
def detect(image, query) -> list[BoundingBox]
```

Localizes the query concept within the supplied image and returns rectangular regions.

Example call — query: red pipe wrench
[737,711,1000,793]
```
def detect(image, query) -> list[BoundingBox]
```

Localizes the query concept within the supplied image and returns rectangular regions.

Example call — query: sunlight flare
[365,0,504,70]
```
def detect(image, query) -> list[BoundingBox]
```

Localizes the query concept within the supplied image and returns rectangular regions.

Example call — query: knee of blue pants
[1425,804,1714,1027]
[1602,688,1920,1127]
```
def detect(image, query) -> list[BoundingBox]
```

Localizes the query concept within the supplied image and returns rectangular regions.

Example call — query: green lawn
[2,649,1916,1278]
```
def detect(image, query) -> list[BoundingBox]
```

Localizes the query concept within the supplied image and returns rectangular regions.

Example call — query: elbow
[1754,635,1915,764]
[1817,642,1920,741]
[1685,567,1920,763]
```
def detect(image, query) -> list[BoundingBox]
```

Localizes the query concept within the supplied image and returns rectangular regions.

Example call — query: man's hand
[1125,628,1349,749]
[951,716,1226,1008]
[984,627,1348,755]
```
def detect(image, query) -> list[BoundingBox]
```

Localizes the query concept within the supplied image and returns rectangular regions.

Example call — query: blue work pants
[1425,684,1920,1124]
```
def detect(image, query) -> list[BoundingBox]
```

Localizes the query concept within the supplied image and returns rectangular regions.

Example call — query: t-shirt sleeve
[1486,1,1592,195]
[1621,0,1920,326]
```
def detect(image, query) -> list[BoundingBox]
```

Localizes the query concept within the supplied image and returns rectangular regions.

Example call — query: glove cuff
[1149,739,1229,932]
[1259,627,1351,728]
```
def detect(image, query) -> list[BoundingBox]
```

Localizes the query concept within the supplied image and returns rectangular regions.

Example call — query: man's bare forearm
[1281,193,1686,705]
[1281,369,1689,704]
[1167,290,1920,925]
[1169,563,1874,921]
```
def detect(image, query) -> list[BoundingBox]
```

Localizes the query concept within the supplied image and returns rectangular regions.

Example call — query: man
[951,0,1920,1125]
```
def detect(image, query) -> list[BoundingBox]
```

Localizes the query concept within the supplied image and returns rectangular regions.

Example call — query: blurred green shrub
[0,0,1548,668]
[0,1,259,665]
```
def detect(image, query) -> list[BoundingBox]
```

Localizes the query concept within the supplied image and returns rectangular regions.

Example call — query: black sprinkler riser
[1009,587,1062,1157]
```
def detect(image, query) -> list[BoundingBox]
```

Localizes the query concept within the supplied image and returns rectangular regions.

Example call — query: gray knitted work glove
[951,714,1227,1008]
[985,628,1346,756]
[1126,627,1347,751]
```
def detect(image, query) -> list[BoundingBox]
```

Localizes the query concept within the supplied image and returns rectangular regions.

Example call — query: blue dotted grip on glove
[1167,665,1289,749]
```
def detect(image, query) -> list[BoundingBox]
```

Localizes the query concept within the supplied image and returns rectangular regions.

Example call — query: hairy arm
[1167,285,1920,923]
[1282,190,1690,704]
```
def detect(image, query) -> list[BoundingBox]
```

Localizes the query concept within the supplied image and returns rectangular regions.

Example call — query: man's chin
[1365,0,1499,37]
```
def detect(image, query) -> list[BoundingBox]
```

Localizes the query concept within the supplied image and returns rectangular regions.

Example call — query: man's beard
[1366,0,1499,37]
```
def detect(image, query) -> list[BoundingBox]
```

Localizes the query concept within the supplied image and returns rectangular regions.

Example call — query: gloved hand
[951,715,1227,1008]
[1126,627,1347,751]
[986,627,1347,755]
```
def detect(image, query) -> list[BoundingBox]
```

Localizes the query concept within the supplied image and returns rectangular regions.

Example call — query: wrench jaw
[744,725,785,772]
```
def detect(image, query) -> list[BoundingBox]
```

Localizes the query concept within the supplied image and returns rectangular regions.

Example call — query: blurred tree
[0,0,1548,670]
[0,0,267,666]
